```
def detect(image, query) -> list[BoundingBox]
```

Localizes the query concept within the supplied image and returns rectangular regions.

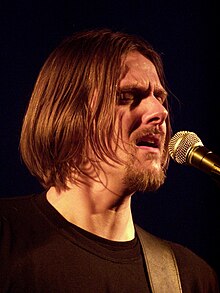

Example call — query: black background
[0,0,219,279]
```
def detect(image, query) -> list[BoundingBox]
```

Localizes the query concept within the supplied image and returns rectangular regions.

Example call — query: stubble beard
[123,151,166,194]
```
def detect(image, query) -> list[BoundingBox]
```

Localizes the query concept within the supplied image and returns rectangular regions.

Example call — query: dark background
[0,0,219,279]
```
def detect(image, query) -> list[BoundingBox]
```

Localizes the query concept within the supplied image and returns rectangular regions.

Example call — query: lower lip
[136,146,160,153]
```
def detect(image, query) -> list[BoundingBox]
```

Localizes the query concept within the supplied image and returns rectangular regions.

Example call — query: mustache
[132,126,165,142]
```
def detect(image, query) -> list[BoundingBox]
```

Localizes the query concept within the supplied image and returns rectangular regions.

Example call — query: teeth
[137,140,156,147]
[136,136,159,147]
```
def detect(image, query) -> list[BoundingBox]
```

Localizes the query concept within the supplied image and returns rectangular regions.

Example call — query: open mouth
[135,135,160,148]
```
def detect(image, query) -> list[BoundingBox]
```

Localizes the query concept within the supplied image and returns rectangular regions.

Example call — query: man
[0,29,219,292]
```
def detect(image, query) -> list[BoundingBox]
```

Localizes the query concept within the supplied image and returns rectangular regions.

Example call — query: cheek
[115,110,131,140]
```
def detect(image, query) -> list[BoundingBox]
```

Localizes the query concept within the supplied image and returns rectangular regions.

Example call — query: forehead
[120,51,161,89]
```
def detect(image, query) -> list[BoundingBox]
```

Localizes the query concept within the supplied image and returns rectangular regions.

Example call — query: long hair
[20,28,172,190]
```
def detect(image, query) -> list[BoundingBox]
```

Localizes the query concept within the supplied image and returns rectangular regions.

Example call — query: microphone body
[168,131,220,181]
[187,145,220,177]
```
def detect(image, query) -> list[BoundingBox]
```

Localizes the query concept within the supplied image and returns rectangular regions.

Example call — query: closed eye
[117,88,147,106]
[154,90,167,104]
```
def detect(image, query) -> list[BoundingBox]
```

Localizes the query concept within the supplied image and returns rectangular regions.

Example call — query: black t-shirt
[0,193,219,292]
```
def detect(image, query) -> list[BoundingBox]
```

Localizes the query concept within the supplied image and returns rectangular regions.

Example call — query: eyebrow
[118,84,168,98]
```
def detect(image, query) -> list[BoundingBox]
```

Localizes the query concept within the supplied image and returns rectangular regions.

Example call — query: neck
[46,181,135,241]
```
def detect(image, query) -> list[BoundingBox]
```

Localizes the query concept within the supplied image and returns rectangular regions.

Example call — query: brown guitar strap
[135,225,183,293]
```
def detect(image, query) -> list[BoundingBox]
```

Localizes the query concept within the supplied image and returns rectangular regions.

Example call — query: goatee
[123,153,166,193]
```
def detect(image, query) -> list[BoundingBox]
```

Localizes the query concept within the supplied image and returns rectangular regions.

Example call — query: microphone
[168,131,220,181]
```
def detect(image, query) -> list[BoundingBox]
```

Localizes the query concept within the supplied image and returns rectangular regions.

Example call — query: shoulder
[0,193,51,263]
[0,195,40,231]
[0,194,36,216]
[169,241,219,292]
[136,225,219,292]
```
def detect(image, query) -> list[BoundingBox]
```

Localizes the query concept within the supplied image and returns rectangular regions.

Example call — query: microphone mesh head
[168,131,203,164]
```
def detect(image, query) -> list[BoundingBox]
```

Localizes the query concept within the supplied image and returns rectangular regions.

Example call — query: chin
[123,161,165,193]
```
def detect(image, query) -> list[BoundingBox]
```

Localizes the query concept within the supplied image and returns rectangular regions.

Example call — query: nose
[141,96,168,126]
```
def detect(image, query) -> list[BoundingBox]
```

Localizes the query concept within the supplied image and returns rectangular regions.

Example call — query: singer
[0,29,219,292]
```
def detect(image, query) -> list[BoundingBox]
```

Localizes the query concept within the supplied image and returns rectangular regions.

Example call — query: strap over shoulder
[135,225,183,293]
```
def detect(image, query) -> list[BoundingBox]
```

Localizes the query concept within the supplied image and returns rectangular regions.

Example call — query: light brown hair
[20,28,172,190]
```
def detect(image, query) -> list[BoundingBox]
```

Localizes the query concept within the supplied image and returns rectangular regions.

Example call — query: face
[85,51,168,194]
[112,51,168,193]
